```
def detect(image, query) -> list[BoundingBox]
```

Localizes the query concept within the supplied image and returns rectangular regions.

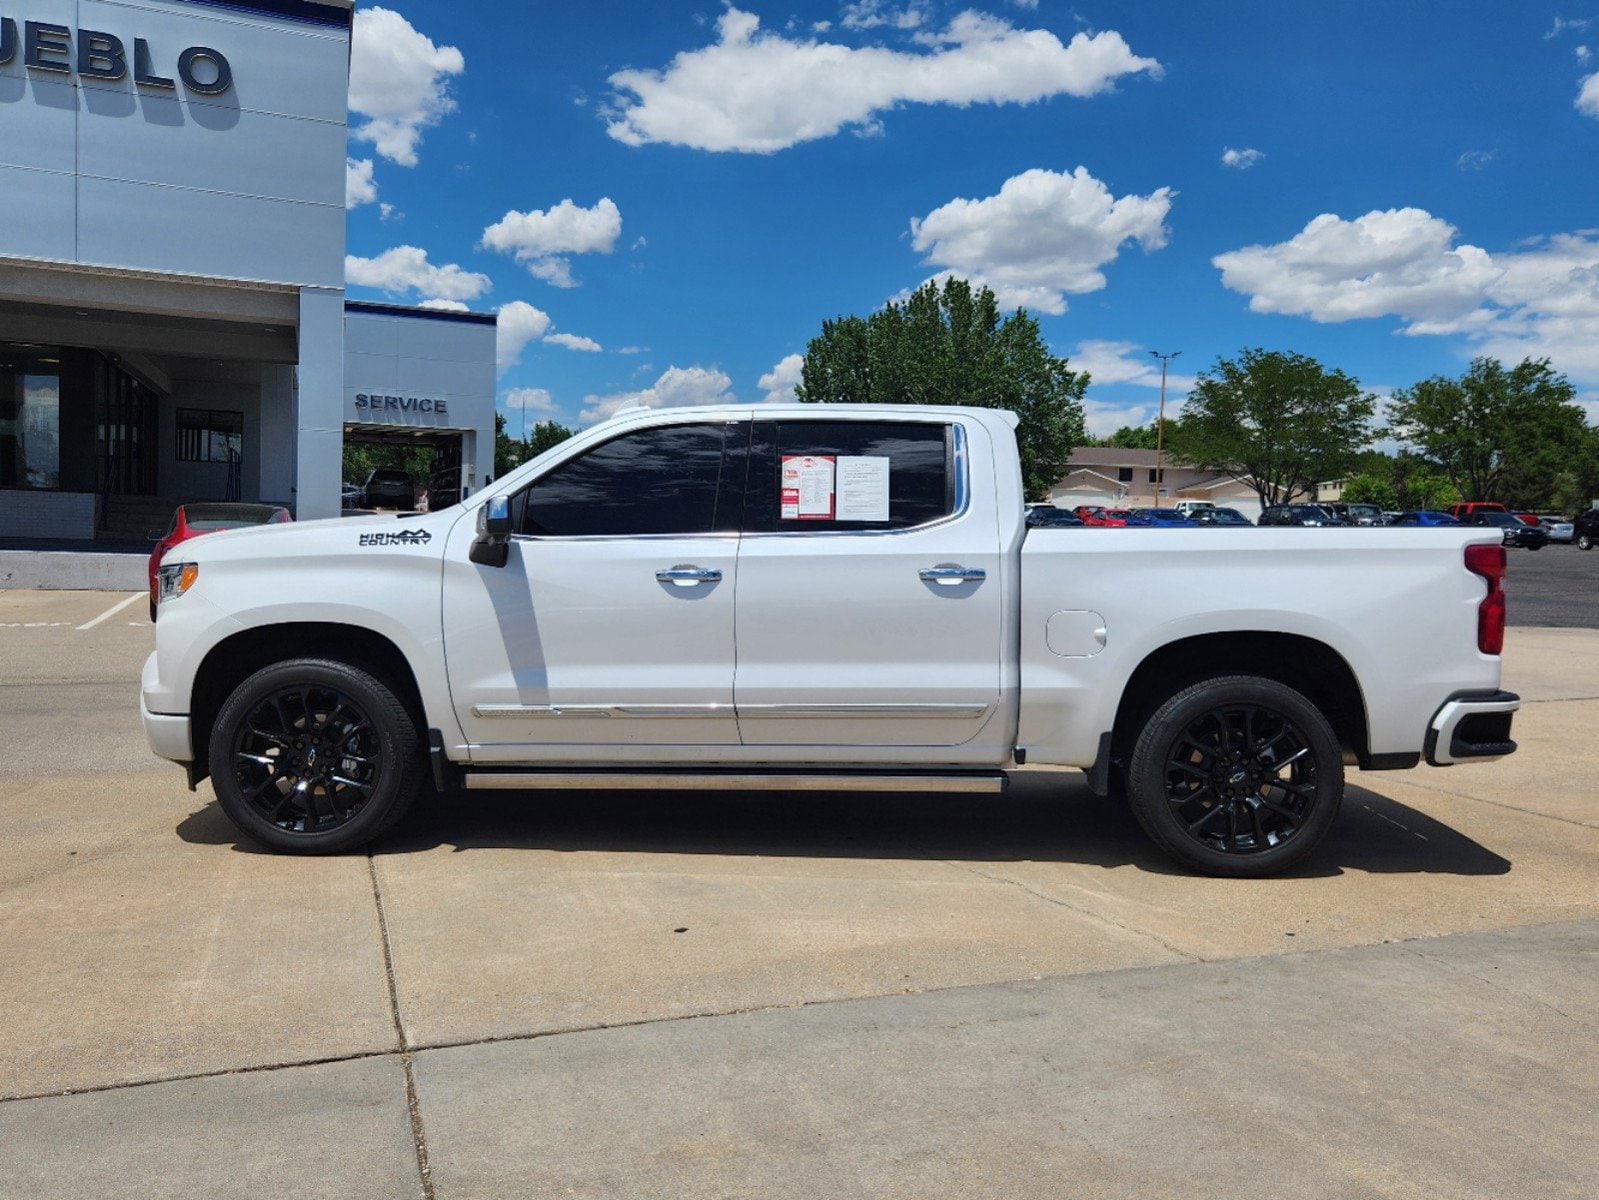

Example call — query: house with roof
[1046,448,1264,522]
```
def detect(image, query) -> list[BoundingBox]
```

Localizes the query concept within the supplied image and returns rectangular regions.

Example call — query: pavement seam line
[5,918,1590,1106]
[938,859,1206,963]
[1384,775,1599,831]
[368,856,435,1200]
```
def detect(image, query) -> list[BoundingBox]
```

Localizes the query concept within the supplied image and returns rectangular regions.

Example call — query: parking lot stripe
[76,594,144,631]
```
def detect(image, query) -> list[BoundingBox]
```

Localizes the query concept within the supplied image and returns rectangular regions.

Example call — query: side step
[461,770,1007,794]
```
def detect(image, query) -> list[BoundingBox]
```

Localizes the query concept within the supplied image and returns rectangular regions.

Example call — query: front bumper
[1426,691,1520,765]
[140,650,192,763]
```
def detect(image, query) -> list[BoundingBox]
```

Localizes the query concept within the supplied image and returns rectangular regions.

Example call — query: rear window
[370,470,410,484]
[182,504,282,528]
[743,421,953,533]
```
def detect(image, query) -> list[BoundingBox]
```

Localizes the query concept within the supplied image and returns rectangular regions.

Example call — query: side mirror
[470,495,512,567]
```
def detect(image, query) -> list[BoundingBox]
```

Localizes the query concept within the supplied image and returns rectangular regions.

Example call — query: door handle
[919,564,986,585]
[656,565,723,587]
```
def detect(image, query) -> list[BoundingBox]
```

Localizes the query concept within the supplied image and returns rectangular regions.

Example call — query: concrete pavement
[1,590,1597,1197]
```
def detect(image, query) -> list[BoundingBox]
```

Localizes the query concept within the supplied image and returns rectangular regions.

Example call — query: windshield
[182,504,284,529]
[1475,512,1518,526]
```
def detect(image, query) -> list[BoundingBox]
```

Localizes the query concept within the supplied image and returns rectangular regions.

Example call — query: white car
[142,405,1520,876]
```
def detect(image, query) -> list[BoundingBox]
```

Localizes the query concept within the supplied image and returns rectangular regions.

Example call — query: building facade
[1048,448,1264,521]
[0,0,495,540]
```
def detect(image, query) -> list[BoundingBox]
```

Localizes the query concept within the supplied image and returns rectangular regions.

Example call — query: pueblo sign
[0,17,233,95]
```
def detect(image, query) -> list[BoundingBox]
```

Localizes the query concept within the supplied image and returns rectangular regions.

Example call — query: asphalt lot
[1501,539,1599,627]
[1,588,1596,1197]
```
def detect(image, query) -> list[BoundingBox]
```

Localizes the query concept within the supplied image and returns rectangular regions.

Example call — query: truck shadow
[179,775,1511,877]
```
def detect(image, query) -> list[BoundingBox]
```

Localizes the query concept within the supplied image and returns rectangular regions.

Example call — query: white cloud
[841,1,929,31]
[1214,208,1599,385]
[1577,72,1599,117]
[545,332,604,352]
[503,387,559,415]
[580,365,735,423]
[496,300,553,372]
[345,158,377,208]
[345,246,491,304]
[616,345,650,355]
[480,198,623,288]
[348,7,465,167]
[1457,149,1496,170]
[1069,340,1198,392]
[1212,208,1502,328]
[604,8,1159,153]
[1578,45,1592,63]
[1547,16,1592,38]
[418,299,470,312]
[908,166,1172,314]
[758,353,805,403]
[1221,146,1264,169]
[1081,396,1161,439]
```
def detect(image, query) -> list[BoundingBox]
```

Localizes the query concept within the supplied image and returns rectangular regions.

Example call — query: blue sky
[341,2,1599,435]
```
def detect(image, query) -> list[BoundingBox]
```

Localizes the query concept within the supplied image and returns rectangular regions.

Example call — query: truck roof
[599,402,1021,430]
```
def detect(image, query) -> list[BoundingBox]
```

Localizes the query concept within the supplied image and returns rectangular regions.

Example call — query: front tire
[1578,533,1594,551]
[1125,675,1344,877]
[209,658,423,854]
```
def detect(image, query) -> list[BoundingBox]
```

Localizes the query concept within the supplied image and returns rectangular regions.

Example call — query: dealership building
[0,0,496,541]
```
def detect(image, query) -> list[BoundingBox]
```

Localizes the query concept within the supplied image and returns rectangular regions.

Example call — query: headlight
[156,562,200,603]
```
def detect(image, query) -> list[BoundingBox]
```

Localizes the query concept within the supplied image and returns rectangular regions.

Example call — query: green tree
[1341,474,1397,510]
[1099,423,1159,450]
[796,277,1088,499]
[1384,357,1590,509]
[495,412,575,478]
[1166,348,1376,507]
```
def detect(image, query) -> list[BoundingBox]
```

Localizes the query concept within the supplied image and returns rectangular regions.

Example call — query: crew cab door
[732,417,1007,756]
[442,418,748,759]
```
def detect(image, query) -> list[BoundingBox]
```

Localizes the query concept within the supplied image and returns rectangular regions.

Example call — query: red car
[149,503,292,621]
[1075,506,1131,527]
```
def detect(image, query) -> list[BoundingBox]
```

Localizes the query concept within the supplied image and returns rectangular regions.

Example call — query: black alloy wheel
[232,684,380,834]
[209,658,422,854]
[1577,533,1593,551]
[1126,675,1343,877]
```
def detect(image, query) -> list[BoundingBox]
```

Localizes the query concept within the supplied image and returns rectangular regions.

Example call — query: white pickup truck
[141,404,1520,876]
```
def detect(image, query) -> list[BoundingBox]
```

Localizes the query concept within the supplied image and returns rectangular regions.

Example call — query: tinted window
[520,423,735,537]
[745,421,951,532]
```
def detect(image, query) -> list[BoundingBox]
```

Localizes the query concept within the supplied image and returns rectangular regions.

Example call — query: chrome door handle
[919,564,986,585]
[656,565,723,587]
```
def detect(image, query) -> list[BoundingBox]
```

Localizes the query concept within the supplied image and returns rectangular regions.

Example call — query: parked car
[142,403,1520,878]
[1171,501,1215,517]
[1512,512,1541,527]
[1123,507,1193,526]
[361,468,416,509]
[1258,504,1347,527]
[1326,502,1385,526]
[1534,515,1574,544]
[149,503,292,622]
[1025,506,1086,528]
[1076,507,1130,527]
[1574,509,1599,551]
[1448,501,1508,521]
[341,481,365,508]
[1189,506,1254,526]
[1460,510,1548,549]
[1389,510,1463,527]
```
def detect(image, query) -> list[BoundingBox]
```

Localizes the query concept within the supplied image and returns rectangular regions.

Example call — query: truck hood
[169,507,465,564]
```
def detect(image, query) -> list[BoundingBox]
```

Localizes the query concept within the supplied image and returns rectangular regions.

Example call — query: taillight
[1465,543,1506,655]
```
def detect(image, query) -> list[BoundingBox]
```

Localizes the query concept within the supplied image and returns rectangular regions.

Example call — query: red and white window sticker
[781,455,836,520]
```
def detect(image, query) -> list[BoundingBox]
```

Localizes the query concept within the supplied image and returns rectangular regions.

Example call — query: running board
[461,771,1007,794]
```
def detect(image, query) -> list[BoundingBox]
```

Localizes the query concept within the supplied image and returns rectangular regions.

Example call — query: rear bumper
[1425,690,1520,765]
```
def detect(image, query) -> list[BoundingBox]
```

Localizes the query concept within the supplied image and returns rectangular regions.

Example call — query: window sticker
[836,455,890,522]
[781,455,836,520]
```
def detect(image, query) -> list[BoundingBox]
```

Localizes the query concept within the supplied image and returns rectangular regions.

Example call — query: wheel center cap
[1228,768,1248,785]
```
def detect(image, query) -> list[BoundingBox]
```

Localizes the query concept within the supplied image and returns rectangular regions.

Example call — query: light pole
[1149,350,1181,507]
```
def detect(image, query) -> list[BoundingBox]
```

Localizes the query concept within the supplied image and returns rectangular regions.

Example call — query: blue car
[1390,510,1462,526]
[1123,507,1193,526]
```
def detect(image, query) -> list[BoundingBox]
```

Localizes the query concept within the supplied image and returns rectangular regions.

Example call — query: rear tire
[1125,675,1343,878]
[1578,533,1593,551]
[209,657,423,855]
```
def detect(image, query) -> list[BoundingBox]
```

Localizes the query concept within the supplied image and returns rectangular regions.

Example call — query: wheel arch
[189,623,427,787]
[1109,632,1372,772]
